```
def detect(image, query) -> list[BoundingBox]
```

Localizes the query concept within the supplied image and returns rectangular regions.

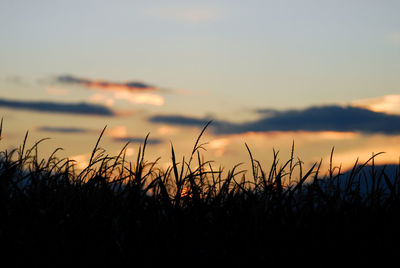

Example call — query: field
[1,122,400,266]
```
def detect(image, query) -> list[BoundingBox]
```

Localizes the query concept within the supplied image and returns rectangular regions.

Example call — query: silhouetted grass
[1,120,400,266]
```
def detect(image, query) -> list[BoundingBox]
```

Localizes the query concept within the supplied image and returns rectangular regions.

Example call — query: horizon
[1,0,400,173]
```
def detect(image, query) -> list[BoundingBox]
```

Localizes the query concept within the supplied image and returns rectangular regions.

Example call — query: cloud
[149,114,213,126]
[157,125,180,135]
[35,126,91,134]
[55,75,158,93]
[88,93,115,107]
[89,91,164,107]
[56,75,165,106]
[148,105,400,135]
[107,126,128,139]
[69,154,90,170]
[209,138,230,156]
[112,136,163,145]
[254,108,280,117]
[0,98,115,116]
[352,94,400,115]
[113,91,164,106]
[107,126,163,145]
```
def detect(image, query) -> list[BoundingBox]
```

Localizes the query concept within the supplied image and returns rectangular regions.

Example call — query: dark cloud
[0,98,115,116]
[35,126,91,134]
[113,136,163,145]
[254,108,280,116]
[56,75,88,85]
[241,106,400,134]
[55,75,158,92]
[148,105,400,135]
[149,115,211,126]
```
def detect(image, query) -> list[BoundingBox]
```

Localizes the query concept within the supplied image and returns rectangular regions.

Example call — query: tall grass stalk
[1,121,400,265]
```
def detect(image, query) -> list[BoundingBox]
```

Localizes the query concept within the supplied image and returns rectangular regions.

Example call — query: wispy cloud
[34,126,92,134]
[55,75,165,106]
[107,126,163,145]
[56,75,158,92]
[88,93,115,107]
[113,91,164,106]
[0,98,115,116]
[157,125,180,136]
[112,136,163,145]
[148,105,400,135]
[150,114,212,126]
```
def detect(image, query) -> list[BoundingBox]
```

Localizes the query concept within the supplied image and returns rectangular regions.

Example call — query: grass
[1,120,400,266]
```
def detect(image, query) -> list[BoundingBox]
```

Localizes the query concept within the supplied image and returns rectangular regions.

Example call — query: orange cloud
[321,142,400,171]
[301,131,359,140]
[69,154,89,170]
[57,75,165,106]
[56,75,159,93]
[352,94,400,115]
[217,130,359,144]
[209,138,230,156]
[114,91,165,106]
[89,91,164,107]
[108,126,128,138]
[89,93,115,107]
[157,125,180,135]
[83,80,158,92]
[106,125,163,145]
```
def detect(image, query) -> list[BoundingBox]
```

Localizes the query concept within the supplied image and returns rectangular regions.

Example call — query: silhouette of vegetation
[1,119,400,266]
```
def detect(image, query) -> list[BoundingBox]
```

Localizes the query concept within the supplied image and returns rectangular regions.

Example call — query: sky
[1,0,400,175]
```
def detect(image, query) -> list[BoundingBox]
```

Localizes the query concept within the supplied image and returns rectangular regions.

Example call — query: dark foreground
[1,128,400,266]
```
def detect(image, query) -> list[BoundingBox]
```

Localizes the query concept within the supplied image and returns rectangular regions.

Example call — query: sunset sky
[1,0,400,173]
